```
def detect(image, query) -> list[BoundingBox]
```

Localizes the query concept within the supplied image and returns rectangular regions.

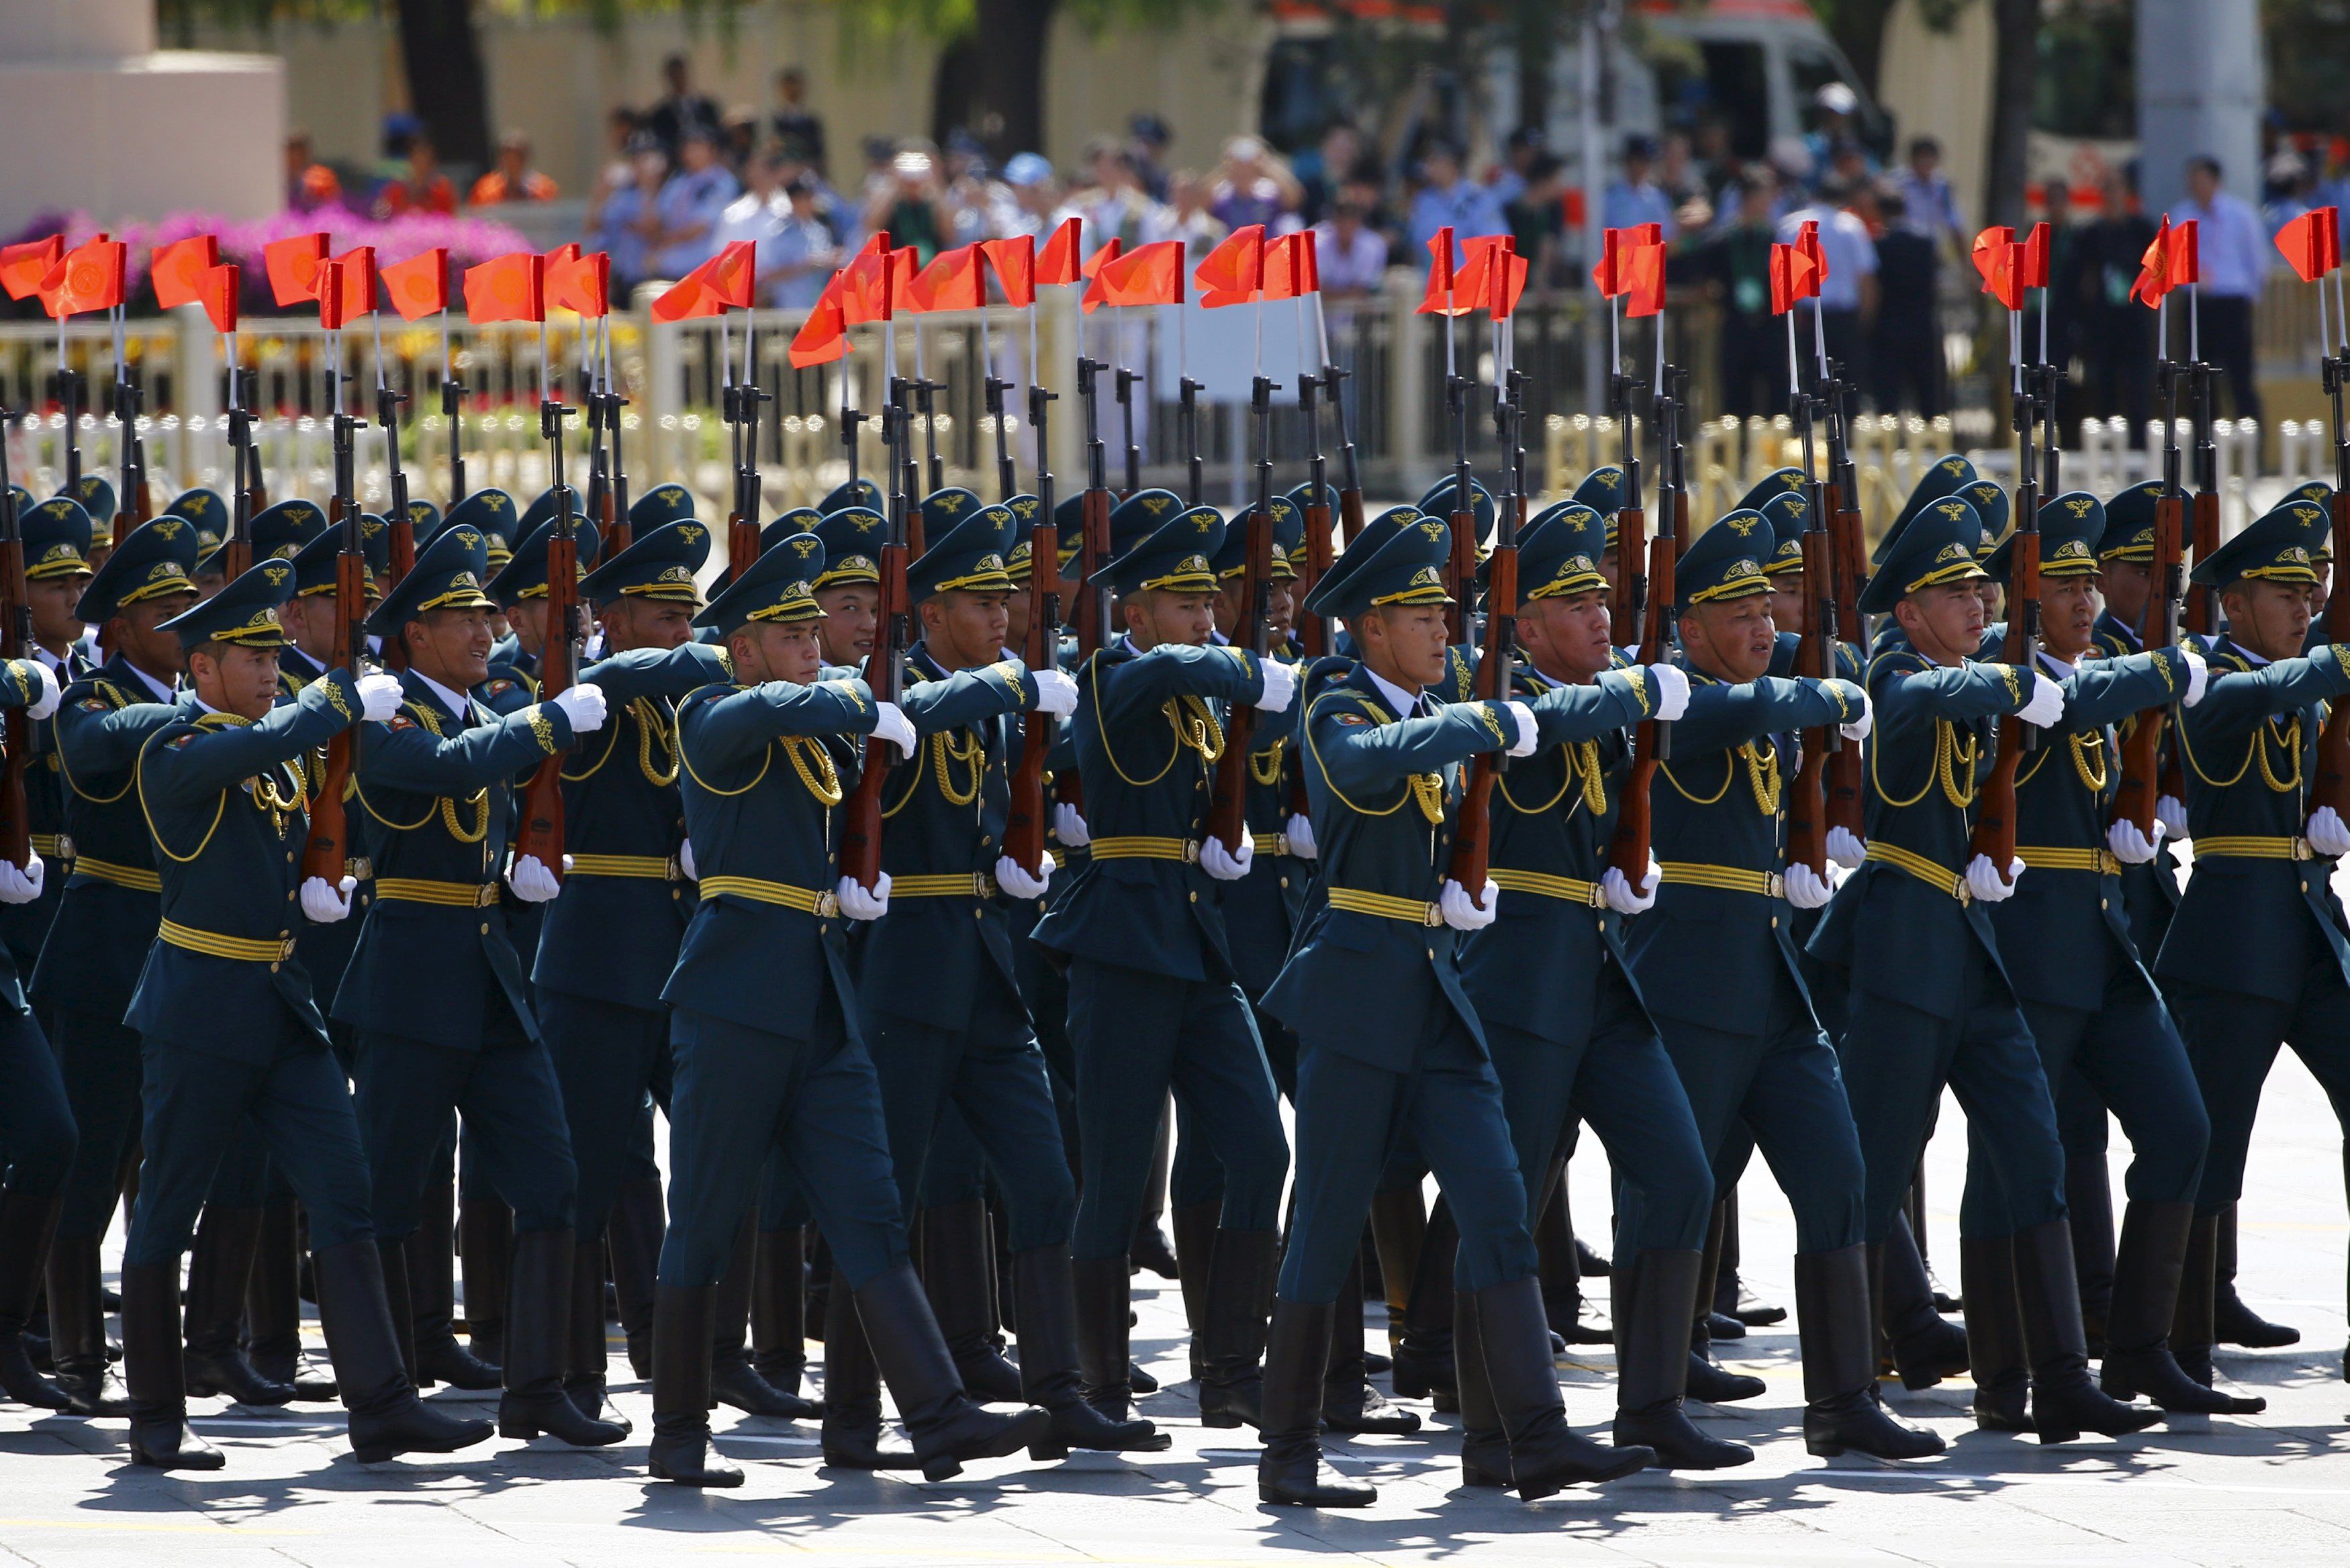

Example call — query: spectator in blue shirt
[650,128,741,279]
[1894,136,1966,252]
[2169,154,2269,422]
[1602,134,1677,238]
[1779,176,1880,395]
[1407,142,1507,266]
[592,134,669,290]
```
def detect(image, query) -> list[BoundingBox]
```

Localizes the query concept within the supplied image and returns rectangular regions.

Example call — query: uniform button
[1188,890,1198,903]
[973,908,983,920]
[1425,947,1436,960]
[286,889,295,901]
[1279,877,1289,889]
[981,834,993,847]
[1770,916,1778,928]
[269,962,280,973]
[2100,898,2108,910]
[479,922,489,934]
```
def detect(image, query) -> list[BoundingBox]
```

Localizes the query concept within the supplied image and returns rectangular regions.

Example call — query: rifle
[373,364,410,584]
[1295,368,1334,658]
[111,349,148,546]
[1609,361,1648,640]
[512,389,581,888]
[1178,369,1205,505]
[442,361,467,505]
[1442,341,1477,646]
[917,371,943,495]
[837,369,914,891]
[1446,362,1522,902]
[1785,389,1840,879]
[1607,364,1682,881]
[1207,373,1277,857]
[0,415,32,871]
[53,360,81,497]
[221,365,257,583]
[2309,342,2350,820]
[2115,362,2188,834]
[298,387,370,889]
[1820,362,1867,844]
[986,365,1018,502]
[723,360,770,586]
[2183,358,2220,636]
[1003,378,1062,876]
[1968,363,2044,884]
[897,372,926,556]
[1115,363,1141,497]
[602,373,632,554]
[1321,359,1367,544]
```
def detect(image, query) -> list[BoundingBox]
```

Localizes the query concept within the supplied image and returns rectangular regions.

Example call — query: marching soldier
[0,497,97,1016]
[647,531,1052,1487]
[331,522,623,1449]
[2155,499,2350,1391]
[1624,512,1942,1461]
[1810,495,2159,1442]
[1028,495,1295,1431]
[38,516,202,1417]
[112,560,491,1469]
[1259,511,1653,1508]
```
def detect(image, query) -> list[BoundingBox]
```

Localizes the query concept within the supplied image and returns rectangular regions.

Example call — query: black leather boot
[750,1224,808,1396]
[1612,1251,1752,1469]
[182,1206,292,1406]
[1452,1288,1511,1486]
[1197,1227,1278,1428]
[312,1240,492,1463]
[457,1191,512,1372]
[497,1228,626,1445]
[123,1261,223,1470]
[246,1201,336,1401]
[712,1216,812,1418]
[853,1261,1051,1480]
[1483,1275,1652,1496]
[647,1285,743,1486]
[2212,1204,2298,1347]
[1071,1253,1135,1420]
[1879,1214,1969,1387]
[2066,1152,2116,1356]
[1322,1253,1419,1434]
[1535,1166,1612,1346]
[1366,1184,1425,1358]
[1714,1190,1786,1327]
[46,1233,128,1416]
[1257,1297,1375,1506]
[564,1238,632,1432]
[1795,1246,1943,1459]
[415,1183,499,1390]
[2011,1218,2160,1443]
[1684,1299,1765,1404]
[1015,1245,1168,1457]
[1389,1197,1458,1410]
[2100,1201,2265,1414]
[820,1263,919,1469]
[1959,1234,2030,1431]
[2171,1208,2222,1389]
[1170,1199,1219,1379]
[0,1191,67,1409]
[606,1176,664,1379]
[1697,1200,1744,1342]
[921,1199,1023,1402]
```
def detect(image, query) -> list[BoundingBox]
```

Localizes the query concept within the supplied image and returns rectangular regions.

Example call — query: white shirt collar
[2036,646,2076,677]
[126,662,177,703]
[2235,639,2272,668]
[412,669,475,720]
[1363,663,1423,718]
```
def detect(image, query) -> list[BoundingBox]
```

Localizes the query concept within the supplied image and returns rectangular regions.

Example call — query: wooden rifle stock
[1208,503,1276,855]
[300,413,369,887]
[1444,502,1478,646]
[1608,526,1674,879]
[1612,501,1648,636]
[1297,499,1333,657]
[1967,528,2038,877]
[837,401,912,891]
[1004,513,1060,877]
[1822,479,1867,840]
[1446,543,1516,895]
[0,440,29,869]
[2112,487,2186,833]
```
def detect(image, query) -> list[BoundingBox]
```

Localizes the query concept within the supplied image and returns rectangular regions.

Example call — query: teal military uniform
[1027,499,1291,1423]
[0,498,95,1013]
[34,517,200,1415]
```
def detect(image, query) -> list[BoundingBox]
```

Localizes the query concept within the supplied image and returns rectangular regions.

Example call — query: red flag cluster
[2277,205,2342,284]
[1769,222,1828,315]
[4,236,130,320]
[1416,228,1530,318]
[2130,217,2199,307]
[1591,225,1664,319]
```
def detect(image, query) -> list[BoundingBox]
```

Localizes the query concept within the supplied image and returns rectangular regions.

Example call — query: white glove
[550,683,607,734]
[355,671,404,723]
[1284,812,1317,861]
[2155,793,2188,840]
[23,660,59,721]
[837,871,891,921]
[1031,667,1079,718]
[2107,816,2161,865]
[994,852,1054,901]
[1965,853,2024,903]
[299,874,356,924]
[507,852,570,903]
[2309,805,2350,859]
[0,852,43,905]
[1784,860,1836,910]
[1053,802,1090,847]
[1501,699,1538,758]
[1838,691,1873,742]
[1440,877,1499,930]
[1603,854,1662,914]
[679,839,698,881]
[2179,645,2208,708]
[1826,825,1867,870]
[1646,663,1691,724]
[1200,832,1254,881]
[873,700,916,759]
[1254,657,1297,714]
[2018,669,2066,730]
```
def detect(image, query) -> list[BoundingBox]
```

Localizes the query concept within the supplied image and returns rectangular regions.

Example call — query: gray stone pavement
[5,1057,2348,1567]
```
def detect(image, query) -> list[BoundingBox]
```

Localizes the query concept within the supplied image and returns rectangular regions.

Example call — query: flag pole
[2189,281,2200,362]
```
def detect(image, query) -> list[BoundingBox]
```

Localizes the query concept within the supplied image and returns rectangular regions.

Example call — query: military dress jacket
[1986,648,2190,1012]
[330,669,576,1048]
[1029,639,1275,982]
[852,645,1043,1030]
[0,658,68,1014]
[32,656,181,1018]
[2153,637,2350,1001]
[1453,659,1691,1045]
[0,647,93,980]
[661,671,880,1039]
[1220,646,1313,1001]
[1623,669,1864,1038]
[125,677,362,1061]
[528,643,728,1011]
[1807,648,2034,1018]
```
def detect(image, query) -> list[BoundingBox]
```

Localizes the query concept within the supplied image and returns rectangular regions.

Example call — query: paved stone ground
[5,1058,2347,1568]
